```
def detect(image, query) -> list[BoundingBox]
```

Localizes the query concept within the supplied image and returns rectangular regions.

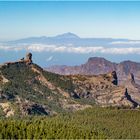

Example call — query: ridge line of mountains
[3,32,140,46]
[0,54,140,117]
[46,57,140,85]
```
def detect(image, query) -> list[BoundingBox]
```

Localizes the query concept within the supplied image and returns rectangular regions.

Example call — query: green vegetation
[1,62,140,139]
[0,108,4,117]
[0,63,67,114]
[1,63,39,100]
[43,71,74,92]
[0,107,140,139]
[33,64,74,92]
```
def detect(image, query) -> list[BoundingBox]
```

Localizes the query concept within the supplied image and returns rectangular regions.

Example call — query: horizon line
[1,32,140,42]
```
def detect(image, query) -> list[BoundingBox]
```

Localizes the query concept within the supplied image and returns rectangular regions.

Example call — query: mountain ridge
[1,54,140,117]
[46,57,140,84]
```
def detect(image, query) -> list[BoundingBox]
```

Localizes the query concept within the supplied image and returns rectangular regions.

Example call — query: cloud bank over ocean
[110,41,140,45]
[1,44,140,55]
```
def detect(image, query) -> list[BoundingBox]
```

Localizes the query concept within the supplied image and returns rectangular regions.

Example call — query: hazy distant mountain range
[4,32,137,47]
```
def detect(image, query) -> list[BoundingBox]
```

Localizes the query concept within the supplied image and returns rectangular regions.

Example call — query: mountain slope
[0,54,139,117]
[0,62,87,117]
[46,57,140,84]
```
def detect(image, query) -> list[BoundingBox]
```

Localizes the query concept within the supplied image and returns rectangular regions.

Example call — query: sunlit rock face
[46,57,140,85]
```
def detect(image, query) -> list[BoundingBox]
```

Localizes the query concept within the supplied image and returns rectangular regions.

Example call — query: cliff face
[46,57,116,75]
[122,73,140,105]
[46,57,140,85]
[0,58,139,117]
[69,71,135,107]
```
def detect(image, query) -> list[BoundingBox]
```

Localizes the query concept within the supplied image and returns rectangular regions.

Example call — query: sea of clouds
[1,43,140,55]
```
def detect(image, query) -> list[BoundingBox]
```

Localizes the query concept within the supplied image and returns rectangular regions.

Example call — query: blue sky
[1,1,140,41]
[1,1,140,66]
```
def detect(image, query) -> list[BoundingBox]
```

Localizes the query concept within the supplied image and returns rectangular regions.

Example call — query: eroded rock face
[3,53,33,66]
[70,71,140,108]
[0,75,9,84]
[128,73,135,83]
[109,71,118,85]
[0,102,14,117]
[122,73,140,106]
[25,52,33,64]
[71,72,125,106]
[26,53,32,60]
[46,57,140,85]
[0,57,140,117]
[124,88,138,107]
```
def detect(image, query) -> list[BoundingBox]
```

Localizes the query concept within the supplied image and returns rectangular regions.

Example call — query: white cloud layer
[1,44,140,55]
[110,41,140,45]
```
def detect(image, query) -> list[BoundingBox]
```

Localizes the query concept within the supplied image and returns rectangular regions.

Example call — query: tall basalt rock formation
[111,71,118,85]
[25,52,33,65]
[122,73,140,106]
[128,73,135,84]
[124,88,138,108]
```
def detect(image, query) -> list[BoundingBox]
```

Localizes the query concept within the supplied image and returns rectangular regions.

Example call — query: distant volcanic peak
[54,32,80,39]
